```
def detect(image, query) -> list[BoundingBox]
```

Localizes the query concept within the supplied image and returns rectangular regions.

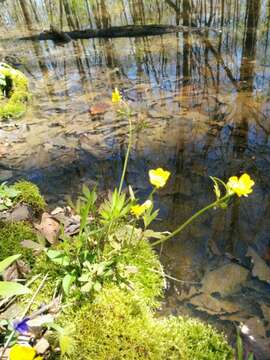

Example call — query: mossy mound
[14,181,46,214]
[32,238,163,307]
[0,63,30,119]
[0,221,37,264]
[120,240,164,307]
[62,285,233,360]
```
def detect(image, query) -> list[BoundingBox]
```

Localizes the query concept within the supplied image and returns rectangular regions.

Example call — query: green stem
[148,187,156,201]
[128,223,135,245]
[118,111,132,195]
[152,194,233,247]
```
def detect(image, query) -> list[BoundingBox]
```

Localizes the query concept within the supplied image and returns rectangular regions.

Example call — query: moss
[62,285,163,360]
[120,240,164,307]
[0,221,37,264]
[0,63,30,119]
[61,285,233,360]
[163,317,233,360]
[14,181,46,214]
[32,236,163,307]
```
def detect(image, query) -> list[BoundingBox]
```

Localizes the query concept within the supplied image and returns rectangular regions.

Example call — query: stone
[35,337,50,354]
[9,204,32,222]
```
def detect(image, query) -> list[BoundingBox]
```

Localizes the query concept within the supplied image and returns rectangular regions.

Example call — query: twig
[149,268,200,285]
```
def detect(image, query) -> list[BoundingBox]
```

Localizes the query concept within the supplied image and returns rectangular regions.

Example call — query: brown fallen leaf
[247,247,270,283]
[189,293,240,315]
[35,212,60,245]
[21,240,45,254]
[51,207,64,216]
[201,263,249,297]
[0,144,7,157]
[89,102,111,115]
[3,260,30,281]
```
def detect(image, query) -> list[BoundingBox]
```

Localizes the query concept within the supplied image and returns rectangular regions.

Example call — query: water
[1,0,270,357]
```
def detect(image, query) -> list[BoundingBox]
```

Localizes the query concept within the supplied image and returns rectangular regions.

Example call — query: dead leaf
[190,294,240,315]
[34,212,60,245]
[3,260,30,281]
[201,263,249,297]
[0,144,7,157]
[21,240,45,254]
[51,207,64,215]
[247,247,270,283]
[89,102,111,115]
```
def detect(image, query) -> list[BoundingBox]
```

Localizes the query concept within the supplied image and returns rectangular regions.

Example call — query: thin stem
[152,194,232,247]
[128,223,135,244]
[149,268,200,285]
[148,187,156,201]
[118,111,132,195]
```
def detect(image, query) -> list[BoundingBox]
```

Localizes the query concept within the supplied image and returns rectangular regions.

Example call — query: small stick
[149,268,200,285]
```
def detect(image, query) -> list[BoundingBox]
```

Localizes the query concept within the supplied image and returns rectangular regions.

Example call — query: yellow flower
[112,88,122,103]
[9,344,36,360]
[131,200,152,218]
[149,168,170,188]
[227,173,255,197]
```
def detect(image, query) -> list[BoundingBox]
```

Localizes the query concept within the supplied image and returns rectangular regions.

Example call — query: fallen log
[19,24,207,42]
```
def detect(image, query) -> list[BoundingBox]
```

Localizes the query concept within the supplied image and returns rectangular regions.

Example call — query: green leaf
[62,273,76,295]
[236,329,243,360]
[0,281,31,298]
[0,254,21,273]
[78,273,91,282]
[143,230,170,240]
[81,281,93,293]
[143,209,159,228]
[93,281,102,292]
[46,250,70,266]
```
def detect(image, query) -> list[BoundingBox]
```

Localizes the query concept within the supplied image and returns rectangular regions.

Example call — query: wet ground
[1,0,270,358]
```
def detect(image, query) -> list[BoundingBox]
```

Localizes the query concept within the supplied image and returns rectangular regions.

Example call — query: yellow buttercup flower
[149,168,170,189]
[131,200,152,218]
[9,344,36,360]
[227,173,255,197]
[112,88,122,103]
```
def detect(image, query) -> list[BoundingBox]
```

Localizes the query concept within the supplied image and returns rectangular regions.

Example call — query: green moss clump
[0,63,30,119]
[61,285,233,360]
[0,221,37,264]
[62,285,164,360]
[163,317,234,360]
[120,240,164,307]
[32,237,163,307]
[14,181,46,214]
